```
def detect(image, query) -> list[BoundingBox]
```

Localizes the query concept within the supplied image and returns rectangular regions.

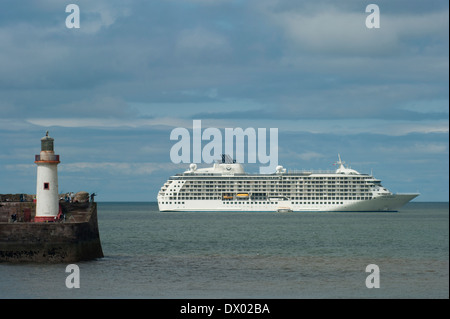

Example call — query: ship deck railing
[175,170,336,176]
[174,171,373,177]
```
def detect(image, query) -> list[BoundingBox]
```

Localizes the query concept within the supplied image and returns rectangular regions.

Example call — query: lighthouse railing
[35,155,60,162]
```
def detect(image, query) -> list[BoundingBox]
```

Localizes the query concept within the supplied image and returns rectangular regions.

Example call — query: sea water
[1,202,448,299]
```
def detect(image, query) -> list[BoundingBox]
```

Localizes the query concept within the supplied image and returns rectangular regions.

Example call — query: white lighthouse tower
[34,131,60,222]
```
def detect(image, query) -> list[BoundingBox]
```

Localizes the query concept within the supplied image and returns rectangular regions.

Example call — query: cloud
[61,162,179,176]
[176,27,231,56]
[0,0,448,201]
[55,96,137,119]
[265,2,448,56]
[25,117,197,129]
[4,164,35,173]
[376,143,449,155]
[78,1,133,34]
[273,10,395,56]
[5,161,179,177]
[192,99,449,121]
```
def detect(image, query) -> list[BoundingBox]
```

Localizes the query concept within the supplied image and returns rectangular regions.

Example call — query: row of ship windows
[162,197,373,201]
[173,180,372,185]
[165,187,371,191]
[178,176,371,181]
[162,190,369,194]
[223,202,347,205]
[165,192,371,196]
[181,185,371,189]
[164,183,376,187]
[169,195,371,198]
[159,201,348,205]
[163,189,371,194]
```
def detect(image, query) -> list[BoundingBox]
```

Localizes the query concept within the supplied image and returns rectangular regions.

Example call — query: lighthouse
[34,131,60,222]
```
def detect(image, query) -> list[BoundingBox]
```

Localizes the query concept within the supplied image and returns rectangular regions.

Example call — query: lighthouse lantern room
[34,131,61,222]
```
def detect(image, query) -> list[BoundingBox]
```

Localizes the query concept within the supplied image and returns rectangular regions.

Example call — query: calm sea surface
[1,202,448,299]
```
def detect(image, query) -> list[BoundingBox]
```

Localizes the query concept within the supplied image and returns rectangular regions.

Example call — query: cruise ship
[157,155,419,212]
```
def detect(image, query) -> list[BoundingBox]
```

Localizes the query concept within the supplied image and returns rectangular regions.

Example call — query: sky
[0,0,448,202]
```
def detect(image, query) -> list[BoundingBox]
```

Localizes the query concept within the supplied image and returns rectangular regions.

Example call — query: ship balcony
[35,154,60,162]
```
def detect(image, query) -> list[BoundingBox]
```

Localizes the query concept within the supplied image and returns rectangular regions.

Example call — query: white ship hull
[159,193,418,212]
[157,155,419,213]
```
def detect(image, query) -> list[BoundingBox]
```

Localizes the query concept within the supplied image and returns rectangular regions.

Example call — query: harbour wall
[0,201,103,263]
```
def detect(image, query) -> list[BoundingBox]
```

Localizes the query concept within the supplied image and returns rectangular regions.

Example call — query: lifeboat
[277,207,293,213]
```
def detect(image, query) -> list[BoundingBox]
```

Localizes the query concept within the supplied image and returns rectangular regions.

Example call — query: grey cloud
[0,0,447,201]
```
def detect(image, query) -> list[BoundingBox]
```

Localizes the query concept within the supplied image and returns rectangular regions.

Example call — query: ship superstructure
[157,155,418,212]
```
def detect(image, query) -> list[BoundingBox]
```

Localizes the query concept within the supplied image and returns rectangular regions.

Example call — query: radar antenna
[218,154,235,164]
[335,154,345,168]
